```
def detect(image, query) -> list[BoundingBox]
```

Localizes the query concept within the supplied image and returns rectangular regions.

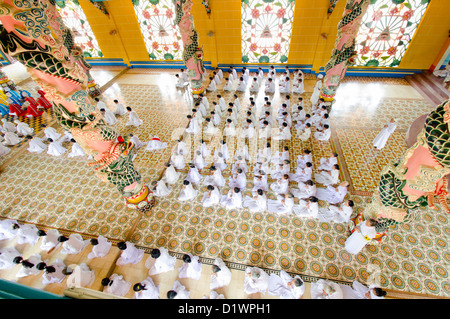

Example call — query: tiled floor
[0,63,449,299]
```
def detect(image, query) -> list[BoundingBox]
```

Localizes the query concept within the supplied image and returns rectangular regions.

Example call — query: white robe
[88,235,112,259]
[0,143,11,156]
[243,194,267,212]
[186,119,200,135]
[274,126,291,140]
[268,196,294,215]
[186,166,203,184]
[163,165,180,185]
[3,132,22,146]
[292,82,305,94]
[103,273,131,297]
[0,246,21,270]
[270,179,289,195]
[0,219,19,240]
[316,185,347,204]
[15,122,34,136]
[310,279,343,299]
[113,102,127,116]
[265,81,275,94]
[130,135,147,149]
[61,234,89,255]
[318,156,338,171]
[68,142,86,158]
[315,169,340,186]
[171,154,185,170]
[178,254,202,280]
[279,81,290,94]
[66,263,95,288]
[47,139,67,156]
[39,229,61,252]
[314,128,331,141]
[373,122,397,149]
[146,247,176,276]
[268,270,305,299]
[178,183,198,201]
[153,180,172,197]
[145,137,167,151]
[345,222,377,255]
[318,203,353,223]
[126,111,143,127]
[223,80,233,91]
[310,80,322,106]
[244,267,269,295]
[102,108,118,126]
[223,122,236,137]
[133,277,160,299]
[291,182,316,200]
[44,127,61,141]
[228,172,247,191]
[205,121,218,135]
[96,101,107,112]
[293,200,319,219]
[1,120,16,133]
[249,81,259,92]
[202,188,221,207]
[220,190,243,209]
[203,170,226,188]
[207,80,217,92]
[252,176,269,193]
[210,258,232,290]
[16,254,42,278]
[171,280,190,299]
[236,80,247,92]
[42,259,66,285]
[116,242,144,265]
[16,224,40,245]
[297,153,312,168]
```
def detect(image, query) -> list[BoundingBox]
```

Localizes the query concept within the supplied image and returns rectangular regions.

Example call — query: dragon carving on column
[321,0,369,103]
[358,99,450,242]
[0,0,153,211]
[173,0,206,96]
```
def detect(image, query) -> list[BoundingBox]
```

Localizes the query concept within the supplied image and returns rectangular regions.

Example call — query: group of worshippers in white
[17,97,168,158]
[0,217,385,299]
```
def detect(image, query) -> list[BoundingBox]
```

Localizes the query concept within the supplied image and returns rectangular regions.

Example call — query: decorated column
[173,0,206,96]
[0,0,153,212]
[321,0,370,103]
[356,99,450,244]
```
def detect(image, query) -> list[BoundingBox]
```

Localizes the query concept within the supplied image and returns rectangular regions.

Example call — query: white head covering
[318,74,324,79]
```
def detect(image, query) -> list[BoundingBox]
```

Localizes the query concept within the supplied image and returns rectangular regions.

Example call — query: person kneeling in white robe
[243,189,267,213]
[3,131,22,146]
[316,181,349,205]
[178,180,198,201]
[133,277,160,299]
[146,247,176,276]
[314,124,331,141]
[68,139,86,158]
[37,260,67,285]
[318,199,354,223]
[270,174,290,195]
[220,187,243,210]
[151,179,172,197]
[268,270,305,299]
[125,107,143,127]
[178,253,202,280]
[344,218,378,255]
[88,235,112,259]
[186,163,203,185]
[268,193,294,215]
[293,196,319,219]
[244,267,269,295]
[27,136,47,154]
[311,279,343,299]
[145,136,167,151]
[315,164,340,186]
[202,185,221,207]
[291,180,316,200]
[46,138,67,156]
[167,281,190,299]
[203,166,226,188]
[58,234,89,255]
[116,241,145,266]
[101,274,131,297]
[210,258,232,290]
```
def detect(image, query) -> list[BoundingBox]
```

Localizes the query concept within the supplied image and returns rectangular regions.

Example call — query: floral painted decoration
[241,0,296,64]
[132,0,183,60]
[354,0,430,67]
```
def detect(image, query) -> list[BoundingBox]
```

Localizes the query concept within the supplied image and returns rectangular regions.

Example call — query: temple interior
[0,0,449,300]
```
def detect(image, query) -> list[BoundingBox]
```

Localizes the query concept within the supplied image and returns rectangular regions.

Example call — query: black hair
[183,180,190,186]
[373,287,387,297]
[151,248,161,259]
[117,241,127,250]
[133,283,145,292]
[57,235,69,243]
[207,185,214,191]
[182,254,192,263]
[167,290,177,299]
[90,238,99,246]
[309,196,318,202]
[101,278,111,286]
[306,180,315,186]
[37,230,46,237]
[306,162,312,167]
[257,189,264,196]
[36,262,47,271]
[348,200,354,207]
[212,265,221,273]
[233,187,240,193]
[126,107,132,111]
